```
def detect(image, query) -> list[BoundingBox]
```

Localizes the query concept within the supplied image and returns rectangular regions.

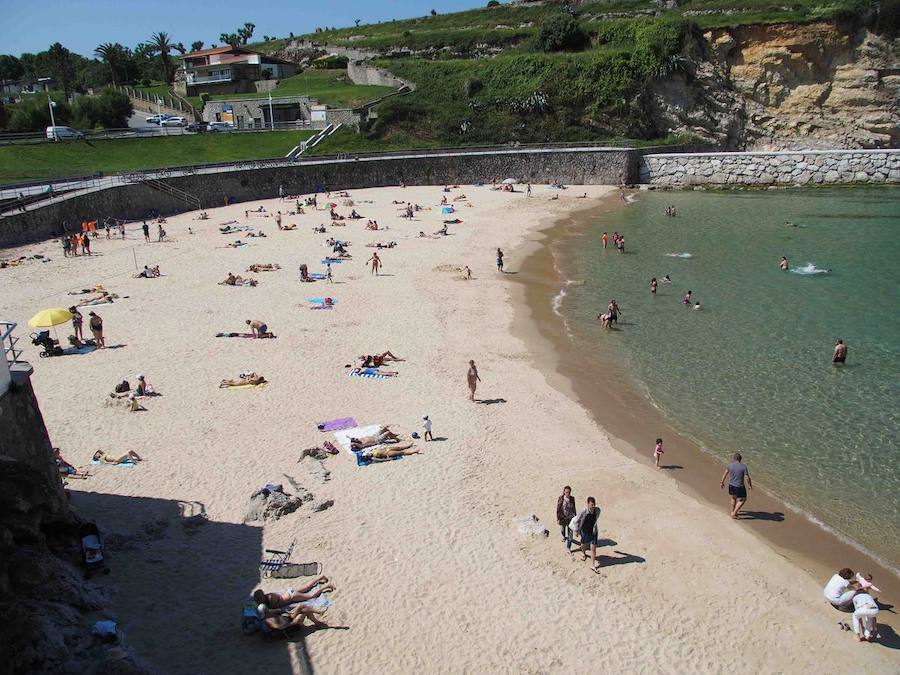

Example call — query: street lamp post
[48,95,57,141]
[268,91,274,132]
[157,97,166,136]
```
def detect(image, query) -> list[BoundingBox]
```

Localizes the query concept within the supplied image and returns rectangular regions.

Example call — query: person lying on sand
[278,223,297,231]
[452,194,467,201]
[93,450,142,464]
[366,242,396,249]
[226,241,248,248]
[261,602,329,631]
[350,427,403,449]
[360,445,421,461]
[253,577,335,609]
[246,231,267,238]
[76,291,117,306]
[67,285,107,295]
[313,225,326,233]
[247,264,281,273]
[220,273,258,287]
[435,225,448,236]
[359,351,403,367]
[219,372,266,387]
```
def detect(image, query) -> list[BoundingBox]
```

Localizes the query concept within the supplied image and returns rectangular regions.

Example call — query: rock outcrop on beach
[646,22,899,149]
[244,488,314,523]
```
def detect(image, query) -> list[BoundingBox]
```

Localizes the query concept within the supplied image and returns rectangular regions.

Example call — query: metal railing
[1,321,23,364]
[186,74,233,85]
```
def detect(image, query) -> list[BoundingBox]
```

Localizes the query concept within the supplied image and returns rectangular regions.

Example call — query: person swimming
[780,256,789,271]
[662,275,672,284]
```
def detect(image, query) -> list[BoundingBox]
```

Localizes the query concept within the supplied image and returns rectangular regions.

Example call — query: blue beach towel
[90,459,135,467]
[348,368,388,379]
[309,273,327,280]
[308,298,337,304]
[321,258,343,264]
[355,451,403,467]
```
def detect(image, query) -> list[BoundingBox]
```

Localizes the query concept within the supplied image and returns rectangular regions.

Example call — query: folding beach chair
[259,541,321,578]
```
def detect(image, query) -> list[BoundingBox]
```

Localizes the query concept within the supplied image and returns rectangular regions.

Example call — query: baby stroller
[31,330,64,358]
[80,522,110,578]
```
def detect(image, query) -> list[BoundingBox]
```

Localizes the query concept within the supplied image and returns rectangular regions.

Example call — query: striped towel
[348,368,388,379]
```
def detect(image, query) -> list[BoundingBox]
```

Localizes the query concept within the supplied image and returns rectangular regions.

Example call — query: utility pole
[48,95,57,140]
[268,90,274,132]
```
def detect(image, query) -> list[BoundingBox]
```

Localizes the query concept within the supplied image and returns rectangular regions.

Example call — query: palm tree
[95,42,122,86]
[149,31,174,84]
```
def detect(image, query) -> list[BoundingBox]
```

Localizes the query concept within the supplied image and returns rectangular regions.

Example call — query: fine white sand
[3,185,897,674]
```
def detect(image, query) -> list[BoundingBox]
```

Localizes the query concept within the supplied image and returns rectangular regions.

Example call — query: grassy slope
[0,131,314,183]
[252,0,865,52]
[204,70,394,108]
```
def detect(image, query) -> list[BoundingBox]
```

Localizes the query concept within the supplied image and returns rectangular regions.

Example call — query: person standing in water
[682,290,692,305]
[602,232,608,250]
[607,299,620,325]
[833,339,848,364]
[720,452,752,519]
[780,256,789,271]
[467,360,481,401]
[650,278,658,295]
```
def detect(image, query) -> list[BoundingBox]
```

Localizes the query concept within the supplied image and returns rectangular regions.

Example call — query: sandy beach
[3,184,897,673]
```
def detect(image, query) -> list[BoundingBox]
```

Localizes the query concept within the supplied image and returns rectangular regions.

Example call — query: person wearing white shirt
[823,568,857,609]
[851,593,879,642]
[422,416,433,442]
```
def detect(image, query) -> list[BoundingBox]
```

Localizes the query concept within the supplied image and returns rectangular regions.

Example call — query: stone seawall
[640,149,900,186]
[347,61,415,90]
[0,148,633,248]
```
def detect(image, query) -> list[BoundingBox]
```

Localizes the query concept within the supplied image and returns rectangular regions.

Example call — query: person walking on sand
[780,256,789,271]
[142,221,150,242]
[467,360,481,401]
[326,263,333,283]
[572,497,601,572]
[88,311,105,348]
[368,251,381,276]
[653,438,664,468]
[496,248,504,273]
[70,306,84,341]
[422,415,434,441]
[526,183,532,198]
[556,486,577,549]
[833,339,848,364]
[82,233,91,255]
[720,452,752,519]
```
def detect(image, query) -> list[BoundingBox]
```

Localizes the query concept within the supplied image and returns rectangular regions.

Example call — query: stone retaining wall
[347,61,415,90]
[640,149,900,186]
[0,148,633,248]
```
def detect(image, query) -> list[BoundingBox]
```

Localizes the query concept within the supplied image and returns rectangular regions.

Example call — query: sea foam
[791,263,830,275]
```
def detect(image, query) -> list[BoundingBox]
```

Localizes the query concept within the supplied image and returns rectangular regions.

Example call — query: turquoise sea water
[556,187,900,568]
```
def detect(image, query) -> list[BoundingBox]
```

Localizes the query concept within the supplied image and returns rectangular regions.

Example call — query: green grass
[203,70,394,109]
[0,131,315,183]
[133,83,173,100]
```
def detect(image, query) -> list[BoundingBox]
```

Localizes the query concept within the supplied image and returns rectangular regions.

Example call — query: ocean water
[555,187,900,568]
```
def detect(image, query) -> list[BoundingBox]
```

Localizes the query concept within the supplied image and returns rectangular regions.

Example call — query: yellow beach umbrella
[28,308,73,328]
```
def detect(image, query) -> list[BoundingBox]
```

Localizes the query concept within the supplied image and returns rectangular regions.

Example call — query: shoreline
[509,191,900,598]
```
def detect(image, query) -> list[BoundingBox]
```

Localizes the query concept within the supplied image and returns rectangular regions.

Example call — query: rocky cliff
[647,21,899,150]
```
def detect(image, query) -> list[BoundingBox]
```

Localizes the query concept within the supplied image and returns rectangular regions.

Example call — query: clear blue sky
[2,0,490,57]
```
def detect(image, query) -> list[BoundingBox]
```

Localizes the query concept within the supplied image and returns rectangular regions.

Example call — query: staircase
[286,124,342,160]
[140,177,201,210]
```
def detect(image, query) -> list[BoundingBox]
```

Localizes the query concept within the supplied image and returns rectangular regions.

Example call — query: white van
[46,126,84,141]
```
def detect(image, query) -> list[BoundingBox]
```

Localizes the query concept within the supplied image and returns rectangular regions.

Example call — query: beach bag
[568,515,579,532]
[115,380,130,393]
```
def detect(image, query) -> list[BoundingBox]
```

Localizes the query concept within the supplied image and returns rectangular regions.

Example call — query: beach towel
[321,258,343,264]
[309,273,327,280]
[317,417,357,432]
[215,332,256,338]
[348,368,388,379]
[355,451,402,466]
[223,382,268,389]
[333,425,381,457]
[90,459,135,467]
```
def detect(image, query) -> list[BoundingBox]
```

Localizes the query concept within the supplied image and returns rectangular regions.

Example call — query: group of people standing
[555,487,603,573]
[600,231,625,253]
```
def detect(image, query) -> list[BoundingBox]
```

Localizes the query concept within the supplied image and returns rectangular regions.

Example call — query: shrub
[7,93,71,132]
[312,55,349,69]
[535,13,589,52]
[487,0,500,6]
[72,88,133,129]
[199,92,210,103]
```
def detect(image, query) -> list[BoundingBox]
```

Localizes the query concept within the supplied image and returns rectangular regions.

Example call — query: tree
[0,54,24,83]
[7,92,71,131]
[173,42,186,55]
[0,101,8,129]
[535,13,589,52]
[487,0,500,6]
[191,40,204,52]
[238,22,255,44]
[430,9,437,16]
[220,33,241,48]
[47,42,75,99]
[73,88,133,129]
[355,19,361,27]
[95,42,125,86]
[149,31,174,83]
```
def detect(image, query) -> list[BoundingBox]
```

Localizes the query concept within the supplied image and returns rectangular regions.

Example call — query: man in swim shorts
[833,339,847,364]
[246,319,270,338]
[720,452,752,519]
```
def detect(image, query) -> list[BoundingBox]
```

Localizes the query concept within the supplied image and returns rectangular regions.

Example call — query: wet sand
[511,192,900,600]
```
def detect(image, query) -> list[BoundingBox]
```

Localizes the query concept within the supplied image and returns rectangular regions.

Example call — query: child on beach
[423,415,433,441]
[654,438,664,468]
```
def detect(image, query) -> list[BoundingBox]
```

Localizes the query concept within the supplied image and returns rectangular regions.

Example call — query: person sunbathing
[93,450,142,464]
[349,427,403,449]
[329,209,344,221]
[76,291,116,306]
[246,231,267,238]
[279,223,297,231]
[247,264,280,273]
[360,351,403,367]
[435,225,448,236]
[313,225,326,233]
[452,194,467,201]
[226,241,248,248]
[67,285,107,295]
[221,273,257,287]
[219,372,266,387]
[253,577,334,609]
[55,448,89,479]
[262,602,329,631]
[361,445,421,461]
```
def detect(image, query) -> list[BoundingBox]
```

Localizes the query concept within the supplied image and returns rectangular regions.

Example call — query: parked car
[185,121,208,133]
[207,122,233,132]
[161,117,186,127]
[46,126,84,141]
[145,114,172,125]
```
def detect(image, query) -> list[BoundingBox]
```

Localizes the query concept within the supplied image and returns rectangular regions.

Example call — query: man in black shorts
[720,452,752,519]
[832,339,848,364]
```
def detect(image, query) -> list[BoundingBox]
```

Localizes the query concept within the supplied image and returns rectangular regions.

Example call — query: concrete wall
[347,61,415,90]
[0,148,633,247]
[203,97,315,126]
[641,149,900,186]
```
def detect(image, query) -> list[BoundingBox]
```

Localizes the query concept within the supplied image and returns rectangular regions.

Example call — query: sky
[1,0,491,58]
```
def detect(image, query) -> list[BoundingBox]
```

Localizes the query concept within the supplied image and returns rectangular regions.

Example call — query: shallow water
[556,187,900,569]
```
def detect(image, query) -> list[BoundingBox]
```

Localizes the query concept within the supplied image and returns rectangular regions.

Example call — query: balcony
[185,72,233,85]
